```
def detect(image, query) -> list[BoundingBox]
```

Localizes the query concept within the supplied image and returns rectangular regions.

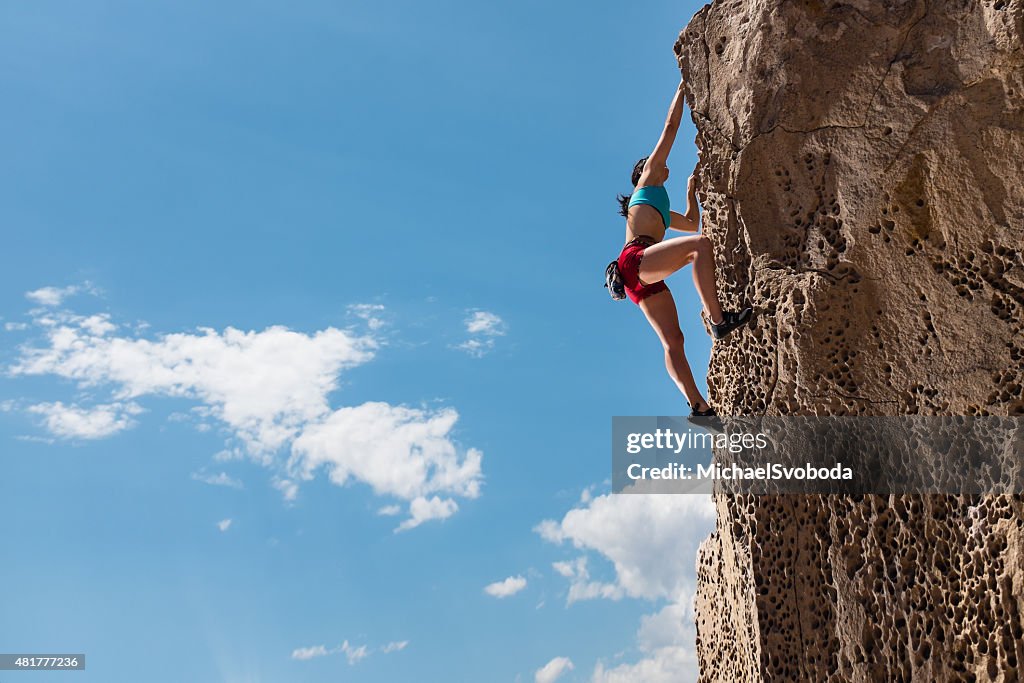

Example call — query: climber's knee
[662,328,686,352]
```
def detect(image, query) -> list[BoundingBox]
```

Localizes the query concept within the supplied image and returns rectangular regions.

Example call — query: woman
[615,79,751,418]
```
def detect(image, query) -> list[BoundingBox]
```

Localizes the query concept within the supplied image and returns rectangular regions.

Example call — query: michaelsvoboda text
[626,462,854,481]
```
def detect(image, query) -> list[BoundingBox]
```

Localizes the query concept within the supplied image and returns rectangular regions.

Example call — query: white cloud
[292,639,405,665]
[290,403,479,500]
[26,287,67,307]
[465,311,505,336]
[395,495,459,533]
[217,519,232,532]
[539,493,716,683]
[591,645,698,683]
[537,493,714,601]
[550,557,623,604]
[591,601,702,681]
[272,477,300,502]
[78,314,116,336]
[456,310,506,357]
[25,283,97,307]
[636,601,693,652]
[484,575,527,598]
[291,645,329,661]
[348,303,386,331]
[11,316,375,455]
[377,505,402,516]
[535,656,574,683]
[5,322,29,331]
[456,338,494,357]
[9,306,484,530]
[191,471,244,489]
[15,434,56,444]
[340,640,369,665]
[289,402,481,531]
[27,401,142,440]
[214,448,245,463]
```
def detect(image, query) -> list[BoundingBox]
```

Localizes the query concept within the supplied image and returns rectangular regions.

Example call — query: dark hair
[617,156,650,218]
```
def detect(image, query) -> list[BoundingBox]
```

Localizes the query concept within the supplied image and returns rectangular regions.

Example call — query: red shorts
[617,239,668,304]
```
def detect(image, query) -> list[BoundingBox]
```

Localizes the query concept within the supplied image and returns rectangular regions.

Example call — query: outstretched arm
[640,81,686,185]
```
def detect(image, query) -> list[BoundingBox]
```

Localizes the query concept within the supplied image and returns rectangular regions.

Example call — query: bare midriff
[624,204,667,245]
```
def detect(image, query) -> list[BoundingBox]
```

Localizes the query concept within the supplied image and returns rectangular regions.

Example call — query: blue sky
[0,1,717,681]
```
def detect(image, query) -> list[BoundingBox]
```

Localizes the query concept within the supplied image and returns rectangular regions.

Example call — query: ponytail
[617,193,631,218]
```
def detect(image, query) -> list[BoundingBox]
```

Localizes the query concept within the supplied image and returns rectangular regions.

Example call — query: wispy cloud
[455,338,490,357]
[14,434,56,445]
[535,656,574,683]
[484,575,527,598]
[340,640,369,665]
[549,557,622,604]
[191,471,244,489]
[348,303,387,331]
[291,639,404,665]
[217,519,232,532]
[26,401,142,440]
[272,477,299,502]
[25,282,99,307]
[291,645,329,661]
[394,494,460,533]
[456,310,506,357]
[465,311,505,336]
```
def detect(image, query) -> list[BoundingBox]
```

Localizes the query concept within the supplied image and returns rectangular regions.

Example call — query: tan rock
[676,0,1024,680]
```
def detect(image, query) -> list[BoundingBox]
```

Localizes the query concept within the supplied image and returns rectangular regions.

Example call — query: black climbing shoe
[687,403,724,433]
[711,307,753,340]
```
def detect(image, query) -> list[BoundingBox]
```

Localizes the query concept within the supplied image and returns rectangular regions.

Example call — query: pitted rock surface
[675,0,1024,680]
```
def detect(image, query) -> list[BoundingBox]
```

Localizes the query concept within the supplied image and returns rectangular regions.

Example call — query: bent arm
[669,210,699,233]
[668,174,701,233]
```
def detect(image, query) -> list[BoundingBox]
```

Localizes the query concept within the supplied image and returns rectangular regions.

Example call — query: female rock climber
[614,79,751,419]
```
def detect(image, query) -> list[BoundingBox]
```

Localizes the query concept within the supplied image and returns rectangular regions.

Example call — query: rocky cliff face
[676,0,1024,680]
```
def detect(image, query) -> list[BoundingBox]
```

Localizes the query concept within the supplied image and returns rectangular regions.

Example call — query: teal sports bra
[627,185,670,228]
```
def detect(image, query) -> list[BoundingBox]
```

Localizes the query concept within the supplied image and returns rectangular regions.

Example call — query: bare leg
[638,235,724,325]
[638,289,711,411]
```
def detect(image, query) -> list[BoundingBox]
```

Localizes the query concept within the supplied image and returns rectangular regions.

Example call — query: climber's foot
[711,307,753,340]
[687,402,724,433]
